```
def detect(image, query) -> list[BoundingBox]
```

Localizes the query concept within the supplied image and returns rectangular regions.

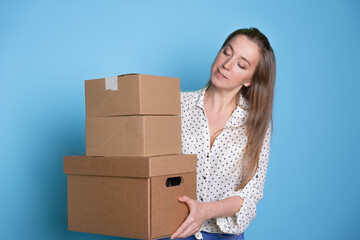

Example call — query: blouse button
[202,176,206,180]
[206,154,209,158]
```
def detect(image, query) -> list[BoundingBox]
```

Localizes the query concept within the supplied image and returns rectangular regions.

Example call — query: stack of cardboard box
[64,74,197,239]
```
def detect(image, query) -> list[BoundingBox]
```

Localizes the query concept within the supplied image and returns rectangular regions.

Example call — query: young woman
[170,28,276,240]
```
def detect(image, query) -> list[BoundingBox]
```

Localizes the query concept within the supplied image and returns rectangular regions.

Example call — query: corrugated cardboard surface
[138,74,180,115]
[150,172,196,239]
[86,115,182,157]
[85,74,180,117]
[67,175,150,239]
[65,155,197,239]
[64,154,197,178]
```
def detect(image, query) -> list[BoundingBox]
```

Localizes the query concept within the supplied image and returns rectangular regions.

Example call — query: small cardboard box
[85,74,181,117]
[64,154,197,239]
[86,115,182,157]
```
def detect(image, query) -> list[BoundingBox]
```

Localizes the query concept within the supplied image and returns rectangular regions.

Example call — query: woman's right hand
[170,195,210,239]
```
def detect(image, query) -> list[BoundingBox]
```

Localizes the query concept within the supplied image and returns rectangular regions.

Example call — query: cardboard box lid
[64,154,197,178]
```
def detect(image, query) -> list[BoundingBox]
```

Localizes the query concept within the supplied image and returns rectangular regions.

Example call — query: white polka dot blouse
[181,87,272,235]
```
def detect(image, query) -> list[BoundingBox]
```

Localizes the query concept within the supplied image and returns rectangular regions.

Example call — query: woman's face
[210,34,261,91]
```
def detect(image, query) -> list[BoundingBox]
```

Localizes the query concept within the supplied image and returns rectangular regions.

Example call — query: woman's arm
[207,195,244,218]
[172,123,272,238]
[170,195,244,239]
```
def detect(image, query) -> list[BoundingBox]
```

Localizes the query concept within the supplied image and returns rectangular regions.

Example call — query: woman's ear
[244,81,252,87]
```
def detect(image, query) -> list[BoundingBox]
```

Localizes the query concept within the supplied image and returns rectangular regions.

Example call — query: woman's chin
[210,77,226,89]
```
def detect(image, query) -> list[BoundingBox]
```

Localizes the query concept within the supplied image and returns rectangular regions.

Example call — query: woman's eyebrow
[228,43,251,67]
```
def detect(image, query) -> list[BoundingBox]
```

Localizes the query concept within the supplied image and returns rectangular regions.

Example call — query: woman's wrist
[201,196,244,220]
[203,201,215,219]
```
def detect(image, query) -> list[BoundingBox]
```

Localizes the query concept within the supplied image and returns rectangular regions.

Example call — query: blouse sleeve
[215,123,272,234]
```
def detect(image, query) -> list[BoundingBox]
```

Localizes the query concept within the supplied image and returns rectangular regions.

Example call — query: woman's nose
[222,58,232,70]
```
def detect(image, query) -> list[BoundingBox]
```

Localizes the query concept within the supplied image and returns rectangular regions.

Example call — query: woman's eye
[223,48,231,56]
[238,63,246,69]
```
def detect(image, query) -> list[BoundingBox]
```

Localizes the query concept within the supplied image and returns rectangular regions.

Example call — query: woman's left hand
[170,195,210,239]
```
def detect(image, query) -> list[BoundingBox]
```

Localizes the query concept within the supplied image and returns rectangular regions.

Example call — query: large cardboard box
[86,115,182,157]
[64,154,197,239]
[85,74,181,117]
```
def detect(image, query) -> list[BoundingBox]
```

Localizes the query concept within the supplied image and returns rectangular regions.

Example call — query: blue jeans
[158,231,244,240]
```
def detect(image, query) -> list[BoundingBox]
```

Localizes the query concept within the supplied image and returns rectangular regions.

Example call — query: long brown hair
[207,27,276,190]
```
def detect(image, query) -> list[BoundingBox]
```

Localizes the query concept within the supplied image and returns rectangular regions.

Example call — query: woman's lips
[216,69,227,79]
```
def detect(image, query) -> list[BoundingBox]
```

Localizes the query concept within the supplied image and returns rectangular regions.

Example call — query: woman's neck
[204,84,240,113]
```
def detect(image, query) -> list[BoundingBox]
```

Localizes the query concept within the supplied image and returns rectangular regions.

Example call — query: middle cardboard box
[86,115,182,157]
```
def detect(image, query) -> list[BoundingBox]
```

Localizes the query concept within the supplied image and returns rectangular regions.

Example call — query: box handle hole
[166,176,182,187]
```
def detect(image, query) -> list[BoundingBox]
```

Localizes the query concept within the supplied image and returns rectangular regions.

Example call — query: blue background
[1,0,359,239]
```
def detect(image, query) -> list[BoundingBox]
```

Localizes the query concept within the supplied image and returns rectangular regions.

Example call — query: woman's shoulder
[180,89,200,99]
[180,89,203,111]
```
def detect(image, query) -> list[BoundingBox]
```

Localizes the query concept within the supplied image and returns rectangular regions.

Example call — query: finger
[178,196,195,209]
[178,195,189,202]
[175,222,199,239]
[171,215,193,239]
[171,221,191,239]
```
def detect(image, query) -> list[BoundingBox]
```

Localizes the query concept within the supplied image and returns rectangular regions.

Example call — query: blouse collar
[194,87,249,125]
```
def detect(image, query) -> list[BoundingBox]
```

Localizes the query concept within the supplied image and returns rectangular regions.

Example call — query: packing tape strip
[105,76,118,91]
